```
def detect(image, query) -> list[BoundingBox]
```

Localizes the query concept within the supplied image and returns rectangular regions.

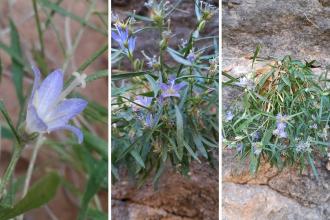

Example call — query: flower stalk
[0,144,23,199]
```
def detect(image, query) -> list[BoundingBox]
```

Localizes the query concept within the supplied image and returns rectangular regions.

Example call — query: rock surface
[222,149,330,220]
[223,0,330,67]
[112,161,219,220]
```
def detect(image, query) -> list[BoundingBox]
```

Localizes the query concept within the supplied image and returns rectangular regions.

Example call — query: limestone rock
[223,182,325,220]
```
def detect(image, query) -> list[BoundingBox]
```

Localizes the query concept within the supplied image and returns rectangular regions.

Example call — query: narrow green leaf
[83,130,107,159]
[145,75,159,97]
[175,105,184,160]
[152,160,165,187]
[0,172,61,220]
[252,45,261,68]
[38,0,106,35]
[0,58,2,82]
[0,101,21,143]
[282,75,291,87]
[78,160,107,220]
[167,48,192,66]
[9,19,24,106]
[87,209,108,220]
[86,70,108,83]
[0,43,25,66]
[192,132,208,158]
[307,154,319,179]
[130,150,145,168]
[1,126,14,139]
[183,141,201,163]
[77,44,108,72]
[112,71,149,81]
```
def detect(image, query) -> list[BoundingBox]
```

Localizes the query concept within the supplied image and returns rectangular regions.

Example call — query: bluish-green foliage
[223,52,330,177]
[111,0,219,186]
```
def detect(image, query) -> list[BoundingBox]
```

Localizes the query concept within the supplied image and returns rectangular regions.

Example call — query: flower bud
[198,20,206,32]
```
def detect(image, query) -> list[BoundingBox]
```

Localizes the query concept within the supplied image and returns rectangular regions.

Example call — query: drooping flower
[112,25,129,49]
[25,66,88,143]
[127,36,136,55]
[159,76,187,98]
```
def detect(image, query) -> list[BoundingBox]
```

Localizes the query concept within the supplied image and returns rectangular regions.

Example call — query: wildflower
[132,96,154,128]
[252,142,262,155]
[159,76,187,98]
[141,51,159,69]
[127,36,136,55]
[251,131,260,141]
[209,57,219,75]
[309,123,318,129]
[236,143,243,154]
[112,25,136,55]
[273,113,288,138]
[144,0,154,8]
[145,113,153,128]
[199,1,217,20]
[25,66,88,143]
[320,124,329,140]
[296,140,312,153]
[225,111,234,121]
[235,77,255,90]
[112,25,128,49]
[187,49,197,63]
[132,96,153,111]
[180,38,188,48]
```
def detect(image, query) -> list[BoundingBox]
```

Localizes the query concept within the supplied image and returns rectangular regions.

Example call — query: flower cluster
[296,138,313,153]
[272,113,288,138]
[112,24,136,57]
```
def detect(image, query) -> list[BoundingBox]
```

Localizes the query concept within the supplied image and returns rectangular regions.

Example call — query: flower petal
[30,66,41,98]
[26,105,48,133]
[111,31,121,43]
[45,98,88,130]
[173,82,187,91]
[50,124,84,144]
[159,83,169,91]
[34,69,64,117]
[162,92,180,98]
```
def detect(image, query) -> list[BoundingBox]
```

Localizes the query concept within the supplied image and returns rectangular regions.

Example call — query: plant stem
[32,0,45,57]
[22,136,44,197]
[18,136,44,220]
[0,144,23,199]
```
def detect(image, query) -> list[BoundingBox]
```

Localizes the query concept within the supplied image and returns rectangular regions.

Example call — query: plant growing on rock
[111,0,219,186]
[223,49,330,177]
